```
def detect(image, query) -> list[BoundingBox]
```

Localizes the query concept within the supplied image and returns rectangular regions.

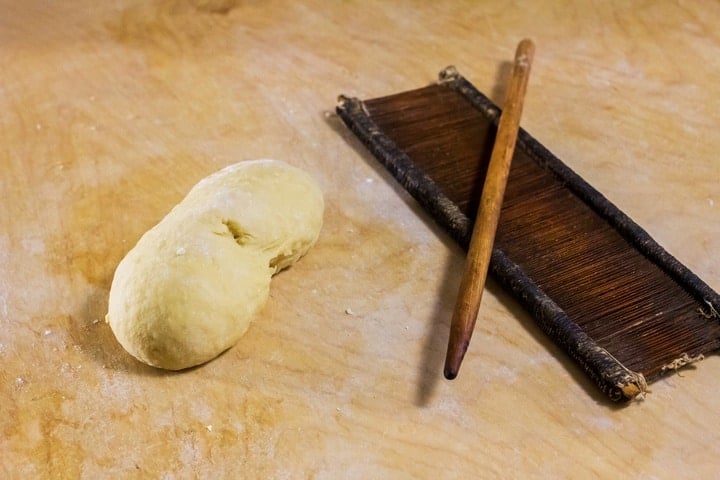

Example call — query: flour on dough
[106,159,324,370]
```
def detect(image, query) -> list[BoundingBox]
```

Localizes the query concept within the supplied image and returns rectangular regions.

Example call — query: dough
[106,159,324,370]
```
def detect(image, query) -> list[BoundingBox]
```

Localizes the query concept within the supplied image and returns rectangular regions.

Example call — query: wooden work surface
[2,1,719,477]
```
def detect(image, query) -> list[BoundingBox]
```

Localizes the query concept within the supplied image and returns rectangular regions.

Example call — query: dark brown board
[336,67,720,402]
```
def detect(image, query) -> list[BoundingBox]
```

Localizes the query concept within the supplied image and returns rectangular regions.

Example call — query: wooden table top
[2,1,719,477]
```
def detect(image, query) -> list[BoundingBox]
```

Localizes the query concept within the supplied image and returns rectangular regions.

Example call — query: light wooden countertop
[2,1,719,477]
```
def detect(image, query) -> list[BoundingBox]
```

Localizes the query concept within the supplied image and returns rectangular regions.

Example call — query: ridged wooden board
[337,69,720,401]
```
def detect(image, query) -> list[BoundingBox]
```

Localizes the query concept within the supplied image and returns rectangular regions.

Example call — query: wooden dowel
[444,39,535,380]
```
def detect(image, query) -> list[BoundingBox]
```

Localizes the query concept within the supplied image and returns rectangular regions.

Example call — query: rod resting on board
[444,39,535,380]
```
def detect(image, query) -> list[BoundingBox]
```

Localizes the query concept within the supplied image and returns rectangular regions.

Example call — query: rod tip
[444,338,469,380]
[519,38,535,49]
[515,39,536,66]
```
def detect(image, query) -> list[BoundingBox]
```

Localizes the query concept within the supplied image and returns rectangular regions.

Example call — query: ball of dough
[106,159,324,370]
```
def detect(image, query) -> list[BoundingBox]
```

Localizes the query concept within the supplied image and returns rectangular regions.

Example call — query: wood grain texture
[1,1,719,478]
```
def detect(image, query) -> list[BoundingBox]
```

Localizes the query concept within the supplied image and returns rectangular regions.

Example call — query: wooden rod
[444,39,535,380]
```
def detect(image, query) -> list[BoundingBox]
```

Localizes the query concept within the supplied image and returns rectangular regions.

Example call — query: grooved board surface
[365,84,720,381]
[2,1,720,478]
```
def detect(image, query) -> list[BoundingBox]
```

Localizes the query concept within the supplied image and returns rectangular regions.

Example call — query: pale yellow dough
[106,159,324,370]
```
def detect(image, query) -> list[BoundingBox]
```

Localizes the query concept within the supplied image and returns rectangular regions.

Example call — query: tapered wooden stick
[444,39,535,379]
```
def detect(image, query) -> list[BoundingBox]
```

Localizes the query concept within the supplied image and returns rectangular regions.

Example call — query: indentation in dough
[269,251,293,270]
[221,219,253,246]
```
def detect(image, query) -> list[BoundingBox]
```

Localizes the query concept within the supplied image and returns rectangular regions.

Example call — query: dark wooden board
[337,68,720,401]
